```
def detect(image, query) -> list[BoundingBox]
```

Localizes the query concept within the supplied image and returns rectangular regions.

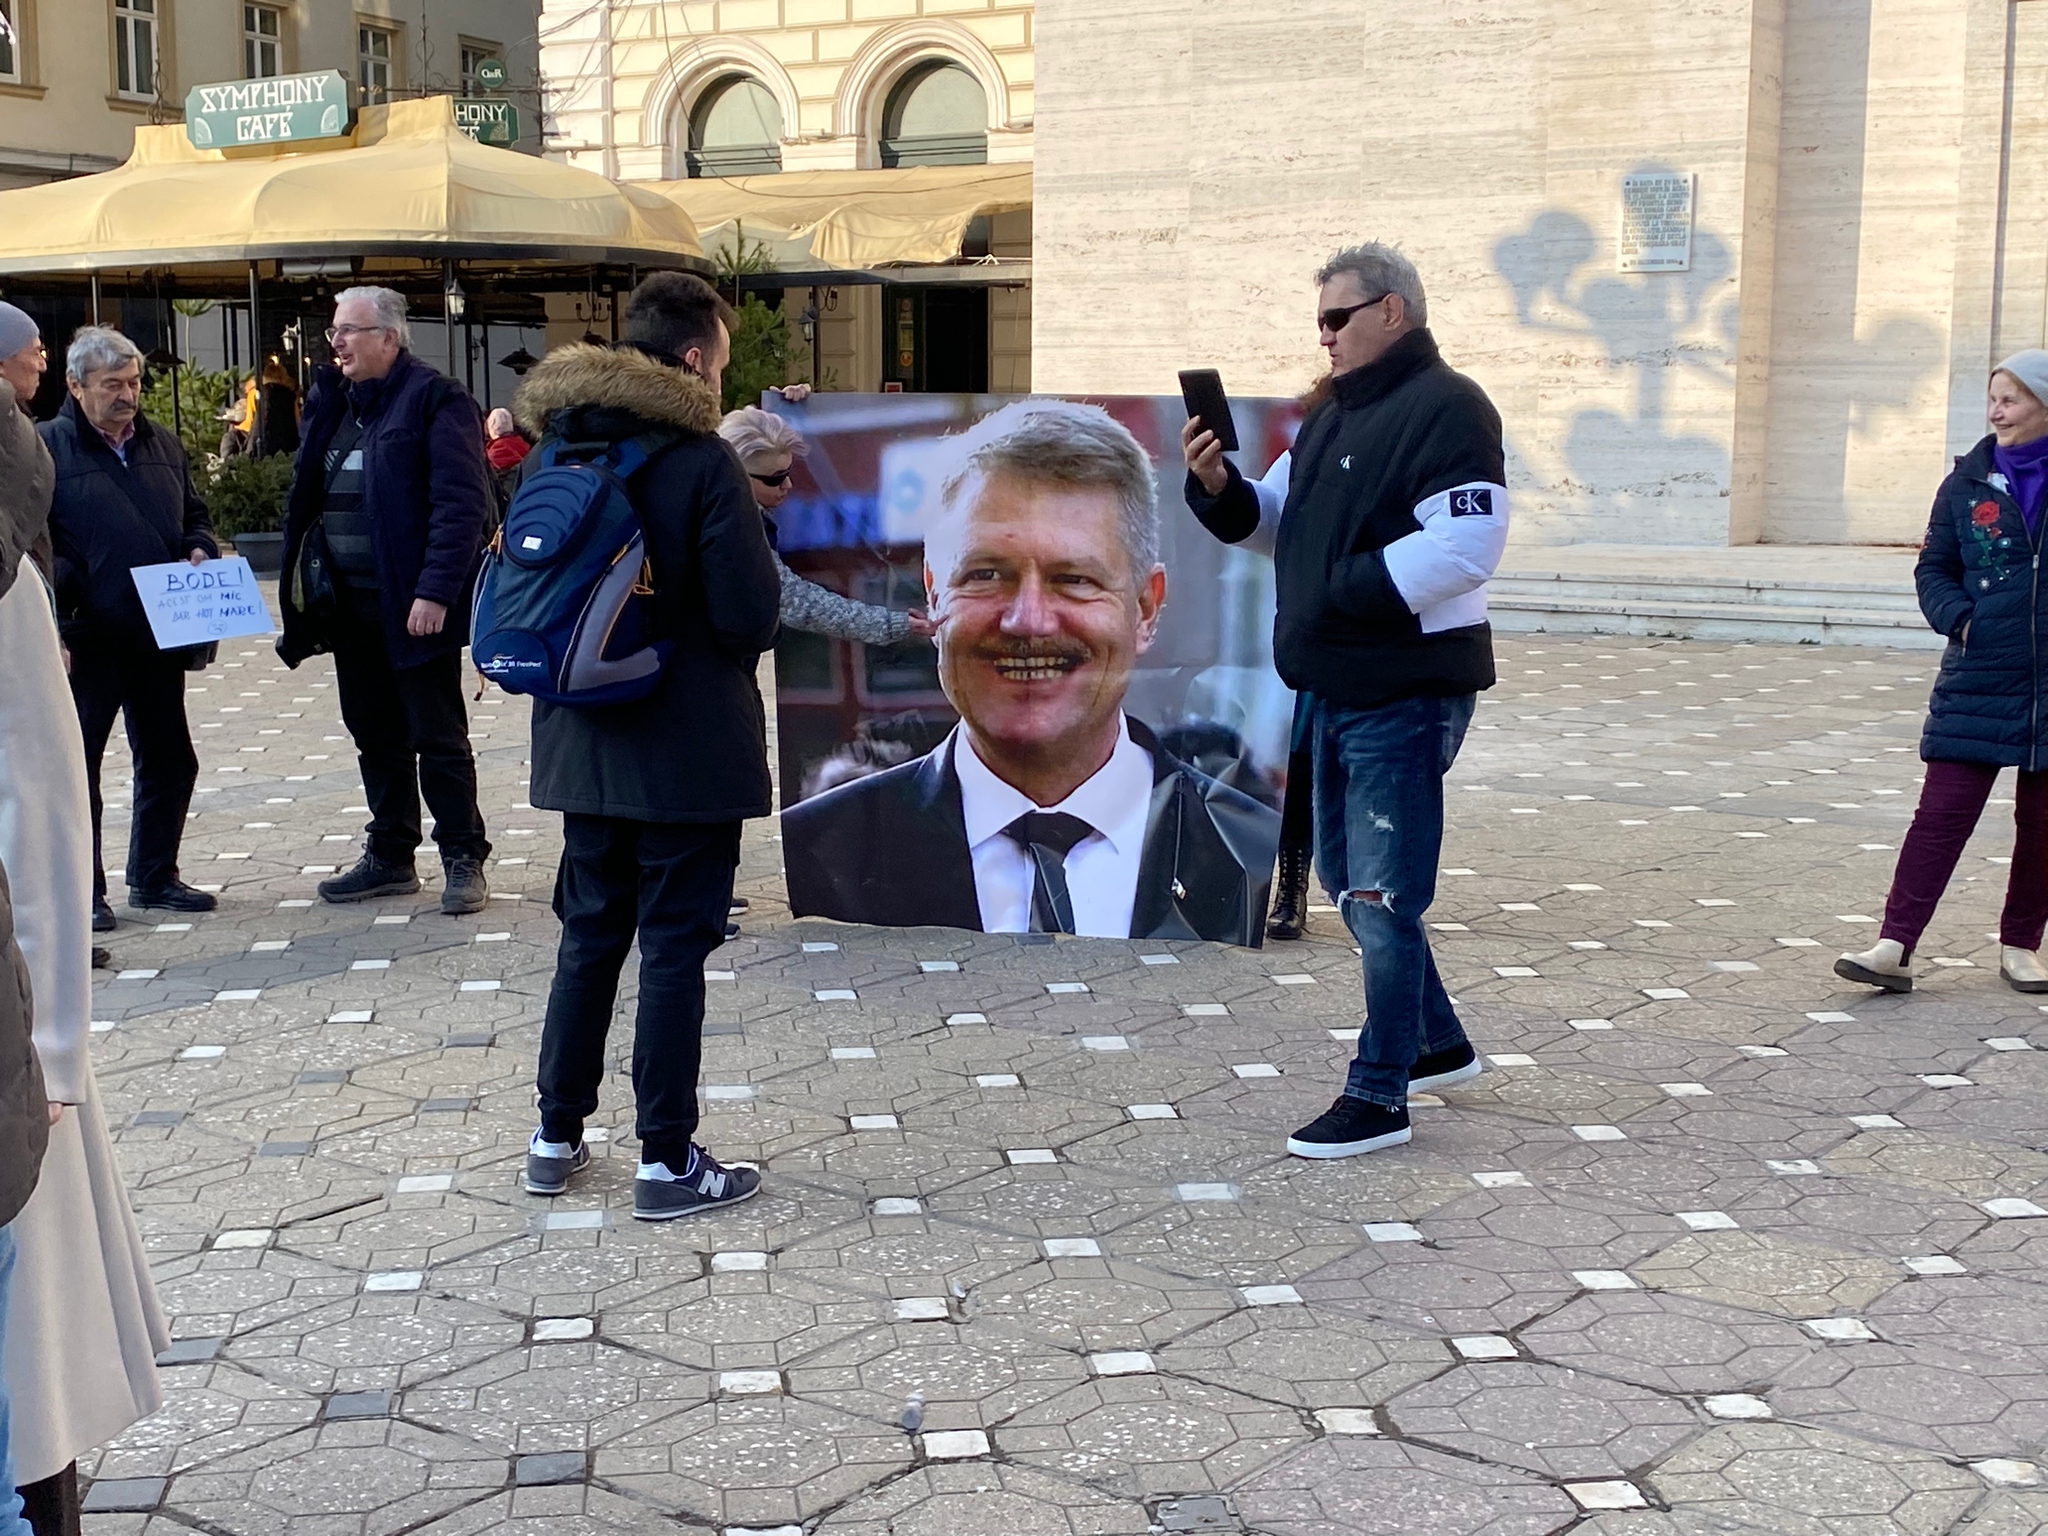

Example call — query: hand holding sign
[130,556,275,651]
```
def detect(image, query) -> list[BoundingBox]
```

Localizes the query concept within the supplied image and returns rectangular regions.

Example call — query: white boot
[2001,946,2048,994]
[1834,938,1913,994]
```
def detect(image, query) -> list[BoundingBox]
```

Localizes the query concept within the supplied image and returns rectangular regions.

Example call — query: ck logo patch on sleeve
[1449,487,1494,518]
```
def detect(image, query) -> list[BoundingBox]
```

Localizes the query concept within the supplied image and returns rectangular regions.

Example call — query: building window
[113,0,158,100]
[243,3,281,79]
[358,22,397,103]
[879,61,986,167]
[0,0,20,83]
[459,42,499,96]
[686,74,781,177]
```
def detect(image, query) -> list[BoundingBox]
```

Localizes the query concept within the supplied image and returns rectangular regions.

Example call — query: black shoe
[523,1138,590,1196]
[91,947,113,970]
[441,856,489,915]
[128,881,217,914]
[729,896,750,913]
[92,898,117,933]
[1409,1042,1485,1092]
[1267,847,1312,942]
[1287,1097,1412,1159]
[633,1146,761,1221]
[723,922,740,943]
[318,855,420,904]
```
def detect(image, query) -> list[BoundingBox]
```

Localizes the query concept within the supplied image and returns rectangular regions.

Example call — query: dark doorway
[882,285,988,393]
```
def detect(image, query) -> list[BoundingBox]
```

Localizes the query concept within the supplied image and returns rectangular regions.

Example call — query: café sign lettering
[454,98,519,146]
[185,71,352,148]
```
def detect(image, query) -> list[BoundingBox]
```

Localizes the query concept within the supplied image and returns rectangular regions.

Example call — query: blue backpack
[469,431,673,706]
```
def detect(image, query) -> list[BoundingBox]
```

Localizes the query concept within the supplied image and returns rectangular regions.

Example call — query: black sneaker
[92,897,117,933]
[1409,1042,1485,1092]
[91,947,112,970]
[1286,1097,1412,1159]
[729,896,750,913]
[523,1138,590,1196]
[128,881,217,913]
[441,857,489,915]
[318,855,420,904]
[633,1146,761,1221]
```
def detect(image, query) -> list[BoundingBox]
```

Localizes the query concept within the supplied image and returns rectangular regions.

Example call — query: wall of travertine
[1034,0,2016,548]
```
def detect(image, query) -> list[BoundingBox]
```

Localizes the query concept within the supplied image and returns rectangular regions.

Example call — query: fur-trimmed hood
[512,343,723,439]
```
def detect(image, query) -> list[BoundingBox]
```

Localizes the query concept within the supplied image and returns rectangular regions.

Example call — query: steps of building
[1491,570,1924,613]
[1489,592,1943,649]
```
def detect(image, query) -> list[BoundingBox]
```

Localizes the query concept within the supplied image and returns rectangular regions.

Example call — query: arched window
[687,74,782,177]
[879,61,986,167]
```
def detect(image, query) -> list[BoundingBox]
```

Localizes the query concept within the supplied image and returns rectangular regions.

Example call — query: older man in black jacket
[42,327,218,931]
[1188,243,1511,1161]
[511,273,782,1222]
[278,286,493,915]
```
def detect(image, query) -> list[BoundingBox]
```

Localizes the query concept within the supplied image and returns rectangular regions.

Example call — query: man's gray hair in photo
[1315,241,1428,327]
[65,326,143,384]
[334,285,413,349]
[933,398,1160,590]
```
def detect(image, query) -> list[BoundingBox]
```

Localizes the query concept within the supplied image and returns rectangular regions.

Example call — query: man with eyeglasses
[276,285,494,915]
[1186,242,1510,1159]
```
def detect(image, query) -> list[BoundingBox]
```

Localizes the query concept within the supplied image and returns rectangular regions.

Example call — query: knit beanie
[1995,349,2048,408]
[0,303,37,364]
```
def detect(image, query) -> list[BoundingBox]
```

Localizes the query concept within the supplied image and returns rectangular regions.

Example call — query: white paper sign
[129,557,275,650]
[1619,172,1695,272]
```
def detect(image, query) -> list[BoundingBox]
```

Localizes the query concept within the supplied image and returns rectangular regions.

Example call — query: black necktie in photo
[1001,811,1096,934]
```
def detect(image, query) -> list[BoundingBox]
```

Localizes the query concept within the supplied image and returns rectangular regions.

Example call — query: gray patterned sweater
[777,553,914,644]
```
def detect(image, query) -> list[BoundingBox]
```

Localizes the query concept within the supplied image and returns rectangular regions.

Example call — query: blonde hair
[718,405,809,469]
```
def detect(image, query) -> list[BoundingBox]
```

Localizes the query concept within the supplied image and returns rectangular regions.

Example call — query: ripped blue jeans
[1310,692,1477,1107]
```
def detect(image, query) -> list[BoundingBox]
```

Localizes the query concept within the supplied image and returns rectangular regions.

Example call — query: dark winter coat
[0,857,49,1230]
[40,397,218,652]
[1188,328,1503,709]
[1916,433,2048,767]
[511,344,782,823]
[277,352,490,671]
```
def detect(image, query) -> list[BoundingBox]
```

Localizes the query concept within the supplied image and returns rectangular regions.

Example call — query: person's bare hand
[407,599,448,637]
[1181,417,1228,496]
[61,644,71,676]
[46,1103,62,1125]
[776,383,813,403]
[906,609,940,639]
[188,549,207,567]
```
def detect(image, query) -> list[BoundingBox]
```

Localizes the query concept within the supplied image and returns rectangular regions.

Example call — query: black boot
[440,856,489,915]
[318,853,420,904]
[1266,847,1312,942]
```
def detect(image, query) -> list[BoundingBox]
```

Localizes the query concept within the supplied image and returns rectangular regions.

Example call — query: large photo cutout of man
[781,399,1282,944]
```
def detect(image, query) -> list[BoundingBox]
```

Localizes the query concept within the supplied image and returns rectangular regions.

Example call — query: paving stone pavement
[70,631,2048,1534]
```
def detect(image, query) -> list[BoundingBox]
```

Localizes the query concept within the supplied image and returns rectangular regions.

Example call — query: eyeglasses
[324,324,390,344]
[750,469,792,488]
[1318,294,1391,334]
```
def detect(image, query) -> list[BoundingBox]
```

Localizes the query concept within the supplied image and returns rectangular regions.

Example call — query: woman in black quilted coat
[1838,351,2048,995]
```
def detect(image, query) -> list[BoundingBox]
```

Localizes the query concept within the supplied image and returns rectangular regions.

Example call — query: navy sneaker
[1286,1097,1411,1159]
[633,1145,761,1221]
[523,1136,590,1195]
[1409,1042,1485,1092]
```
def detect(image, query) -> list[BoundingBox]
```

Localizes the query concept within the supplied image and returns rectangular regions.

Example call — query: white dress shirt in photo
[953,718,1154,937]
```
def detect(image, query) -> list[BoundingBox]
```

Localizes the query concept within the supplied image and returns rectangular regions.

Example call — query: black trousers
[535,814,740,1170]
[20,1462,79,1536]
[1280,746,1313,858]
[71,643,198,901]
[330,606,489,866]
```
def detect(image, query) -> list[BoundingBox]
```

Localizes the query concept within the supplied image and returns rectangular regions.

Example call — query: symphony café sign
[185,71,352,148]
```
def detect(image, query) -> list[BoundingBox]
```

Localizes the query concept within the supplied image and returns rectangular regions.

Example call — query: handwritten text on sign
[130,558,275,651]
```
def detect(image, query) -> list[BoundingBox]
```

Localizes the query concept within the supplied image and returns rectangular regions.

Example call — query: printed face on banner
[773,393,1300,949]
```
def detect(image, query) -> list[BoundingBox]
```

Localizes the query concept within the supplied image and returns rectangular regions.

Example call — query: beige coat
[0,548,168,1480]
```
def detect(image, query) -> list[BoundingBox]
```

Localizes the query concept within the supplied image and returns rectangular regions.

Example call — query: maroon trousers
[1881,760,2048,953]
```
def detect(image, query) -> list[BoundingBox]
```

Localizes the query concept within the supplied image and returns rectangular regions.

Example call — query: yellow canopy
[0,97,705,276]
[647,163,1030,271]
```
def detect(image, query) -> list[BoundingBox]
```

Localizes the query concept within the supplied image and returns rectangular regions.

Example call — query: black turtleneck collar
[1331,327,1440,411]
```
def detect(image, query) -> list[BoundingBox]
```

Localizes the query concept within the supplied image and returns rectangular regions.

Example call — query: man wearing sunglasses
[1187,242,1510,1160]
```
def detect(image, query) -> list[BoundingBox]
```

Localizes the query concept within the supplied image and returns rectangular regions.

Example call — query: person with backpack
[276,286,494,915]
[502,272,781,1221]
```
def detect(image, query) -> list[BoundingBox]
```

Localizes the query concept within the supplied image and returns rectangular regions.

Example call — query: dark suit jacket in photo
[781,715,1283,947]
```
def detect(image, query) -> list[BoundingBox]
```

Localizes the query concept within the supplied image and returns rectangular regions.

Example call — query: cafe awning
[645,163,1030,273]
[0,96,707,279]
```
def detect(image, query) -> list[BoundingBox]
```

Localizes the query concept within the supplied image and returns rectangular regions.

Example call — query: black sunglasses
[750,469,792,488]
[1319,294,1391,334]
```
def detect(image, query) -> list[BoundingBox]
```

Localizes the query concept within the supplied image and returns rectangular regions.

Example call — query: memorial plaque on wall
[1619,171,1694,272]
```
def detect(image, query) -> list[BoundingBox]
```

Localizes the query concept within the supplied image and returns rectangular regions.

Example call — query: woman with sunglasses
[718,405,939,645]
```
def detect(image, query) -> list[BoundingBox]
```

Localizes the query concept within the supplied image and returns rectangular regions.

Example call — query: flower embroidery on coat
[1974,500,2002,528]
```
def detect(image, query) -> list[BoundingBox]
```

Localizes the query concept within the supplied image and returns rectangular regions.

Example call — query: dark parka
[0,857,49,1230]
[41,397,218,651]
[276,351,490,671]
[510,344,782,823]
[1916,434,2048,767]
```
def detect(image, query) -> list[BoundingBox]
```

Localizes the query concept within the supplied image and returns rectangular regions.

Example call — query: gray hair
[1315,242,1428,326]
[931,398,1159,590]
[65,325,143,383]
[719,405,808,468]
[333,285,411,348]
